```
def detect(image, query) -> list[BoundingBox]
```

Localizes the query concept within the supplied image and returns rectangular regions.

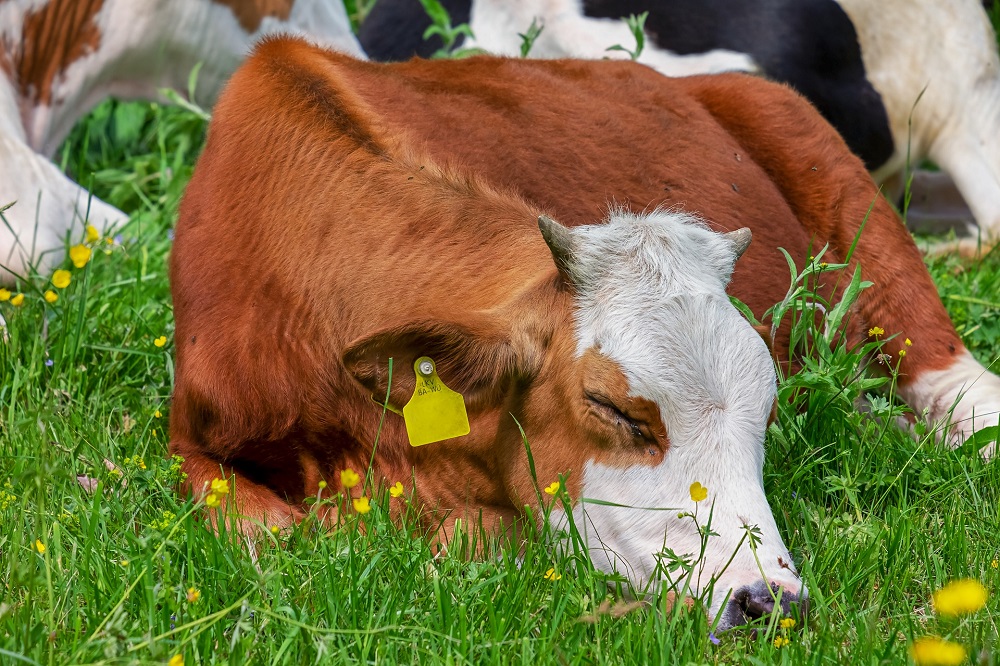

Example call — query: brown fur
[210,0,295,32]
[170,37,969,535]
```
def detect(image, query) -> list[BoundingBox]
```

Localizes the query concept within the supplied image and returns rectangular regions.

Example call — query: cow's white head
[536,210,805,629]
[342,205,804,629]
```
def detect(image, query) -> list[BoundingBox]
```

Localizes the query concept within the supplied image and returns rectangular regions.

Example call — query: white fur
[468,0,757,76]
[0,132,127,279]
[835,0,1000,241]
[0,0,364,282]
[0,71,126,279]
[552,210,804,624]
[898,350,1000,458]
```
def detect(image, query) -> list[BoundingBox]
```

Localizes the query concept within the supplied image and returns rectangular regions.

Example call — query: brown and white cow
[170,38,1000,629]
[0,0,362,283]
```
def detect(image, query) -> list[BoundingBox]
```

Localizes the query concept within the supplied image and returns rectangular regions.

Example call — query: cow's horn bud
[538,215,576,273]
[725,227,752,259]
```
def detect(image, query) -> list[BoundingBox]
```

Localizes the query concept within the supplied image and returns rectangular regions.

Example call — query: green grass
[2,61,1000,666]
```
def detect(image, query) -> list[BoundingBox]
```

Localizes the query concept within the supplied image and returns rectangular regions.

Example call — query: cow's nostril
[719,581,802,630]
[742,590,777,620]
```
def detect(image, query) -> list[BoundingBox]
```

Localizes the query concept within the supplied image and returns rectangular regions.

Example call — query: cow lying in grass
[0,0,363,283]
[361,0,1000,244]
[170,38,1000,630]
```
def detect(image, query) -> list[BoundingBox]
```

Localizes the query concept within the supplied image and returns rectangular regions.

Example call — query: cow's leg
[898,351,1000,456]
[686,76,1000,452]
[0,134,126,284]
[170,438,306,534]
[929,134,1000,245]
[467,0,757,75]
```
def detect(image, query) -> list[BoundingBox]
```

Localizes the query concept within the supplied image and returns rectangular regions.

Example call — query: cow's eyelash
[585,393,645,438]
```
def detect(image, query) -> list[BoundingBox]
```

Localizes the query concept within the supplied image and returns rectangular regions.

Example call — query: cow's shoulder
[220,36,391,154]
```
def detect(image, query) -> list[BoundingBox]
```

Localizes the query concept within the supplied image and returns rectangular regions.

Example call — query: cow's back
[325,55,818,318]
[316,52,948,371]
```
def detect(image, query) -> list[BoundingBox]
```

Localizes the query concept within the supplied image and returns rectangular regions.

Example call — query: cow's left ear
[342,315,542,412]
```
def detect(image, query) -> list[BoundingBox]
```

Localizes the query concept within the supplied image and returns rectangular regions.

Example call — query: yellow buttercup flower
[86,224,100,243]
[905,338,913,346]
[169,655,184,666]
[898,350,906,358]
[10,293,24,307]
[318,480,327,490]
[773,636,790,648]
[910,636,967,666]
[779,618,796,629]
[352,496,371,514]
[69,244,92,268]
[52,270,71,289]
[154,410,162,418]
[34,539,46,554]
[270,525,281,535]
[44,290,57,303]
[544,568,561,581]
[154,336,167,347]
[123,454,146,470]
[186,587,200,603]
[933,578,988,617]
[210,478,230,496]
[0,288,10,301]
[689,481,708,503]
[205,493,220,508]
[544,481,560,496]
[992,559,998,569]
[341,468,360,489]
[389,481,404,498]
[868,326,885,337]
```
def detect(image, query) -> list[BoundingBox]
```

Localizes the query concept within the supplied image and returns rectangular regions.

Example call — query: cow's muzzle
[717,579,807,631]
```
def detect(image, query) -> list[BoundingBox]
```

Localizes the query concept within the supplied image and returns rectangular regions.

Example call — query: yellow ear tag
[402,356,470,447]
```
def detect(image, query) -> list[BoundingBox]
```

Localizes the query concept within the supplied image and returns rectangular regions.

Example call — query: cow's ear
[538,215,579,278]
[342,316,541,412]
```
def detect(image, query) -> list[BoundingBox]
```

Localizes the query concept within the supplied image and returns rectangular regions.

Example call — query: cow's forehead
[570,210,743,359]
[569,209,738,298]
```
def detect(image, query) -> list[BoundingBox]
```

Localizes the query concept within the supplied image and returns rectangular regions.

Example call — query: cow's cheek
[501,414,590,508]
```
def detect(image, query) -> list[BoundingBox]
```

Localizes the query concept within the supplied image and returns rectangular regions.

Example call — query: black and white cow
[360,0,1000,244]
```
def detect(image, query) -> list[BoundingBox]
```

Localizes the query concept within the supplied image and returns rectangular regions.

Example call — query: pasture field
[3,14,1000,666]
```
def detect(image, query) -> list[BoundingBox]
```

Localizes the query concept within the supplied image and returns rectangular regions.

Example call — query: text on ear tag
[402,356,470,447]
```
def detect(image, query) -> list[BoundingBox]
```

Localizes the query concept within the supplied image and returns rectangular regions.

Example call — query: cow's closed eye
[585,392,652,441]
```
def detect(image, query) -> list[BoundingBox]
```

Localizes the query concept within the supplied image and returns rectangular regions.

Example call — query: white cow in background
[838,0,1000,245]
[0,0,364,283]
